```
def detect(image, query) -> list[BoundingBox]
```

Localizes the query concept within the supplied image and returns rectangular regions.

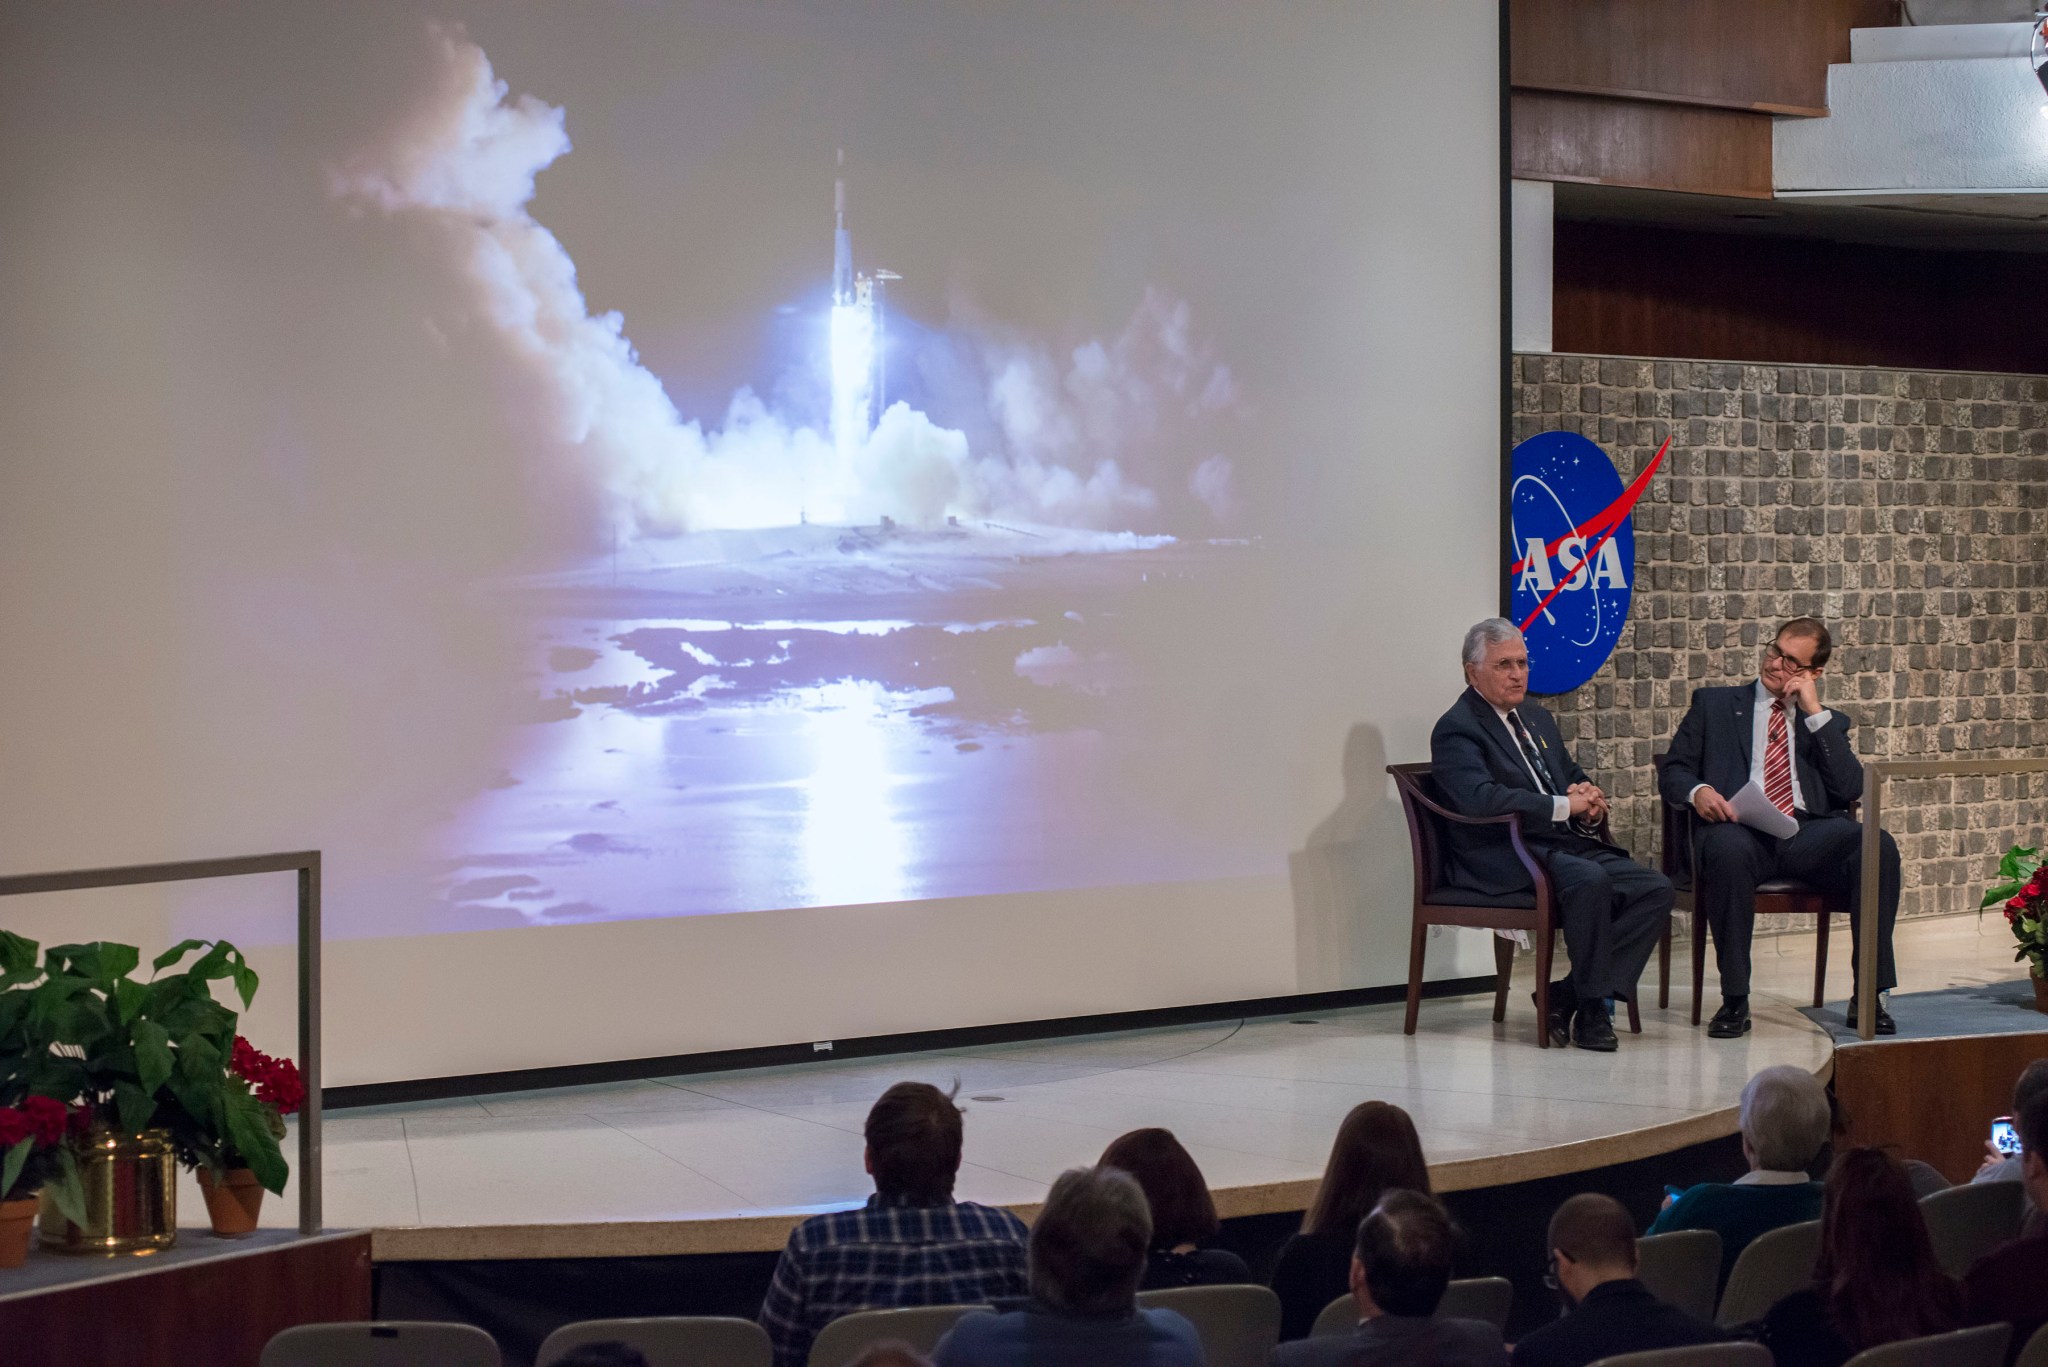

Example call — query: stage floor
[241,913,2020,1260]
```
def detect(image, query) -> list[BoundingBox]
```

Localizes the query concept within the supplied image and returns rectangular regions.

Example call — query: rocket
[833,148,853,306]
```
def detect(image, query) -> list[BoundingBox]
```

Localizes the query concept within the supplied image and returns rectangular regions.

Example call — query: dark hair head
[1354,1189,1455,1318]
[1029,1166,1152,1315]
[1097,1128,1219,1250]
[1776,617,1833,669]
[865,1082,964,1204]
[2012,1059,2048,1118]
[1814,1148,1962,1349]
[1304,1101,1431,1236]
[546,1344,651,1367]
[1548,1193,1635,1271]
[2017,1085,2048,1158]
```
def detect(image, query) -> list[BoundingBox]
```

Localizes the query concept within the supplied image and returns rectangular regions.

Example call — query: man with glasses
[1431,619,1672,1052]
[1660,616,1901,1038]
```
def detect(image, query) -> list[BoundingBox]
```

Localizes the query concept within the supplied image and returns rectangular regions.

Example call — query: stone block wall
[1515,354,2048,928]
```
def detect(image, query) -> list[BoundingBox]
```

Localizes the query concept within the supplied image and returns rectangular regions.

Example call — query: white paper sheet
[1730,777,1799,839]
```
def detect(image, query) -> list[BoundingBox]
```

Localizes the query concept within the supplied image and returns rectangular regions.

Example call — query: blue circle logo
[1508,431,1665,695]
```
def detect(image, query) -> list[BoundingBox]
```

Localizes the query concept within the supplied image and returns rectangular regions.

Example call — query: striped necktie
[1507,710,1557,795]
[1763,699,1796,819]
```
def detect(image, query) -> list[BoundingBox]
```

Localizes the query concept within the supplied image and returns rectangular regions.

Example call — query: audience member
[1271,1190,1506,1367]
[1099,1127,1253,1288]
[930,1165,1203,1367]
[1647,1065,1828,1282]
[1751,1147,1963,1367]
[846,1344,934,1367]
[1272,1101,1433,1340]
[760,1082,1030,1367]
[1963,1085,2048,1363]
[546,1346,649,1367]
[1509,1194,1726,1367]
[1976,1060,2048,1195]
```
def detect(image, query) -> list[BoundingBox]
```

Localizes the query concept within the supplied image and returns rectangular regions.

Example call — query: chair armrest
[1401,786,1552,908]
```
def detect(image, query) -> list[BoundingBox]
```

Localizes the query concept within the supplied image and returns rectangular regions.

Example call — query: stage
[235,913,2021,1262]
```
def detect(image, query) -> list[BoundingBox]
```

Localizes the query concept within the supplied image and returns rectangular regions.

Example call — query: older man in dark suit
[1659,616,1900,1039]
[1430,618,1672,1052]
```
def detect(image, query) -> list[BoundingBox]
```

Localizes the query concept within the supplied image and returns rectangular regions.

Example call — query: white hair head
[1738,1065,1831,1172]
[1462,618,1524,669]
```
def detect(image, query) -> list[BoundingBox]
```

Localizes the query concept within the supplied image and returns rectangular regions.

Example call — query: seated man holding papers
[1660,616,1900,1038]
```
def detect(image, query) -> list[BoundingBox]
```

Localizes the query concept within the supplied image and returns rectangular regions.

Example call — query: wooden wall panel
[1834,1033,2048,1185]
[1512,92,1774,198]
[1512,0,1899,115]
[1552,219,2048,374]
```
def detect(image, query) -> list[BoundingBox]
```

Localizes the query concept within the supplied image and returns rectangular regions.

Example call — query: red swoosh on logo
[1514,435,1670,634]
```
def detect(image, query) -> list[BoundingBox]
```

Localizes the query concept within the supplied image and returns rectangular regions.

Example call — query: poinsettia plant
[165,1036,304,1183]
[1983,844,2048,977]
[0,933,91,1222]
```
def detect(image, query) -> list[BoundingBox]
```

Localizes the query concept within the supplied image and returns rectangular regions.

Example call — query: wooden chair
[1650,753,1855,1023]
[1389,763,1639,1049]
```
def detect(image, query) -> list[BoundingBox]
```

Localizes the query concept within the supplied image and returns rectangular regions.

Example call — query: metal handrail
[0,851,322,1234]
[1857,760,2048,1040]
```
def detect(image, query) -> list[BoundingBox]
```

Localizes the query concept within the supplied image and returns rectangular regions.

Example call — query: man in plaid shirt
[759,1081,1029,1367]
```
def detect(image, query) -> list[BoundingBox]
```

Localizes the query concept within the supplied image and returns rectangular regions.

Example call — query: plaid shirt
[759,1194,1030,1367]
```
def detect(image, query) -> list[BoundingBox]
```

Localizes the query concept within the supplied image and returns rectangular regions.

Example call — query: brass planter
[39,1129,177,1255]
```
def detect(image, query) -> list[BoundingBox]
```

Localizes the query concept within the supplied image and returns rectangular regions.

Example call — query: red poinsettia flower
[20,1096,66,1147]
[229,1036,306,1117]
[0,1109,29,1148]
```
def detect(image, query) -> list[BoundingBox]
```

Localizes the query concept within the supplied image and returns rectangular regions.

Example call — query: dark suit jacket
[1509,1279,1727,1367]
[1429,687,1614,897]
[1657,684,1863,818]
[1270,1314,1507,1367]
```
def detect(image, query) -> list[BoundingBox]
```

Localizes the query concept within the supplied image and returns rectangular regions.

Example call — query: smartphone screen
[1992,1117,2022,1156]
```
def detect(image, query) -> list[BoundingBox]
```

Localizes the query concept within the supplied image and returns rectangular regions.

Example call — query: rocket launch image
[326,26,1280,929]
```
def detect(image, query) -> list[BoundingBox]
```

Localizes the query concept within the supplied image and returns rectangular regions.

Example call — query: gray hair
[1029,1166,1152,1315]
[1462,617,1524,668]
[1738,1065,1831,1172]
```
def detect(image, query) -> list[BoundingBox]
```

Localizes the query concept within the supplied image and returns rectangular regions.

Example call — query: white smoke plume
[332,24,1241,543]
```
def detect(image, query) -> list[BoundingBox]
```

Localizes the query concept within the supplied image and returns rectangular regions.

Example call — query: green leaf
[0,1135,30,1199]
[112,1079,156,1134]
[151,939,210,972]
[113,977,149,1026]
[223,1087,289,1195]
[132,1019,174,1095]
[1984,882,2026,909]
[229,963,259,1010]
[0,931,38,976]
[44,1149,87,1229]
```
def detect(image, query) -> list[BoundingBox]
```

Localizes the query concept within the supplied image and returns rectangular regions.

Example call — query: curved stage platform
[241,915,2013,1262]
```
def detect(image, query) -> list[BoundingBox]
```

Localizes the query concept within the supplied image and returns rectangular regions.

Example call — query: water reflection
[794,679,939,907]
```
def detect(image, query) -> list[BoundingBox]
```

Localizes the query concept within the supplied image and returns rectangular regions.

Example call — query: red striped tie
[1763,700,1795,819]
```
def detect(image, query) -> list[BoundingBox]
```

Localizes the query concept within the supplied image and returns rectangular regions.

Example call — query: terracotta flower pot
[2032,970,2048,1015]
[0,1196,37,1269]
[197,1167,264,1237]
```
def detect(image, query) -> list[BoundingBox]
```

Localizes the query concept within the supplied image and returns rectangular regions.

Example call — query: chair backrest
[1135,1285,1281,1367]
[536,1316,770,1367]
[1307,1276,1513,1339]
[1840,1321,2012,1367]
[1587,1344,1774,1367]
[1387,762,1447,903]
[260,1322,501,1367]
[1920,1179,2026,1278]
[2016,1319,2048,1367]
[806,1305,987,1367]
[1715,1218,1821,1327]
[1634,1229,1724,1323]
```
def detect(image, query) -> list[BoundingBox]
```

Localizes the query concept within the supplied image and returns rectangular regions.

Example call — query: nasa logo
[1508,431,1670,695]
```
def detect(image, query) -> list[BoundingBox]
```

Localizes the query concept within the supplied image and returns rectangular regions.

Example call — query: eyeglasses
[1764,643,1818,676]
[1486,657,1531,674]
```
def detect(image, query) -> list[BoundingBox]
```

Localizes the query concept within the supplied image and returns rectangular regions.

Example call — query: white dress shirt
[1491,703,1572,825]
[1688,680,1834,811]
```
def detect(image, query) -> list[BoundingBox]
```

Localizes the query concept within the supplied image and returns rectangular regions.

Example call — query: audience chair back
[2016,1320,2048,1367]
[1839,1321,2012,1367]
[535,1316,771,1367]
[260,1321,501,1367]
[1310,1293,1359,1339]
[1585,1345,1773,1367]
[1308,1276,1514,1338]
[1633,1229,1723,1322]
[1920,1179,2025,1278]
[1714,1218,1820,1327]
[1136,1285,1281,1367]
[806,1305,987,1367]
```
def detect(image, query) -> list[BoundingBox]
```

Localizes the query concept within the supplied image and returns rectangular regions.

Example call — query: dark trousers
[1696,814,1901,1000]
[1546,844,1675,1003]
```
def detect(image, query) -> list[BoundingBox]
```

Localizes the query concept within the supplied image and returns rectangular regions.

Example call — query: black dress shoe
[1534,983,1576,1047]
[1572,1004,1618,1052]
[1706,1002,1752,1039]
[1843,1004,1897,1035]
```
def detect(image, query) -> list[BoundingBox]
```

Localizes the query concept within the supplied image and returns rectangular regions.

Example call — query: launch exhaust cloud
[332,24,1244,546]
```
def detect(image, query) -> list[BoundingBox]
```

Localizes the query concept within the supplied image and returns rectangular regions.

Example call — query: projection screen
[0,0,1504,1086]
